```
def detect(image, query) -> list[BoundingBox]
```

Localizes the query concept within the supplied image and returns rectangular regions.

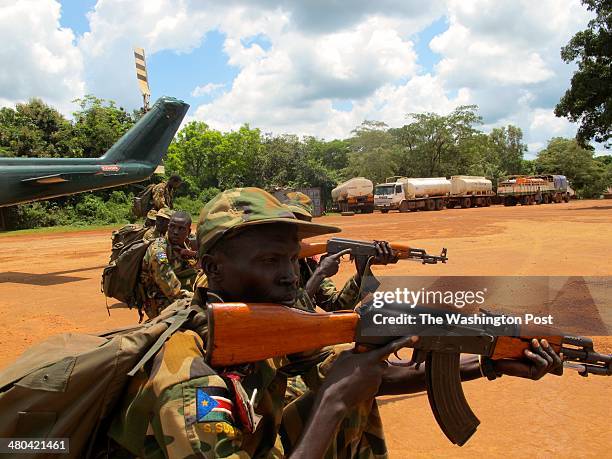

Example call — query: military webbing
[127,307,197,376]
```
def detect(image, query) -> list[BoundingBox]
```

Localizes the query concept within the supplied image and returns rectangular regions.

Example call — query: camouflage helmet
[284,191,313,219]
[196,187,340,257]
[146,209,158,222]
[156,207,174,220]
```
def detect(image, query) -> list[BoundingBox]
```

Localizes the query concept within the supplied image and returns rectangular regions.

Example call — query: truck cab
[374,179,405,212]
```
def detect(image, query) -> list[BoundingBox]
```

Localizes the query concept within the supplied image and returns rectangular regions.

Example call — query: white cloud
[0,0,84,112]
[191,83,225,97]
[0,0,599,155]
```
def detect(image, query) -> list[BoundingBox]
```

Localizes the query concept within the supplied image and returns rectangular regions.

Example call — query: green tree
[165,121,224,192]
[0,99,77,157]
[393,105,483,177]
[345,120,400,182]
[536,137,609,197]
[72,95,136,158]
[555,0,611,147]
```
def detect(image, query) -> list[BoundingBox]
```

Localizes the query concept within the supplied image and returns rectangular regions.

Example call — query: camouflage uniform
[295,257,362,312]
[143,208,173,243]
[142,226,163,243]
[152,182,175,210]
[140,238,198,318]
[109,188,387,458]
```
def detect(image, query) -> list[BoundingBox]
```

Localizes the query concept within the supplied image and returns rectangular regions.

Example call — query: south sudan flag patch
[196,387,234,423]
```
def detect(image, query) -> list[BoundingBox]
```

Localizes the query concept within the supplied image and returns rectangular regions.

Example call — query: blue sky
[0,0,599,157]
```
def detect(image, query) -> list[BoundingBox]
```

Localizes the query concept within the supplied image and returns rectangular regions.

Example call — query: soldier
[285,192,392,313]
[139,210,197,319]
[143,207,173,242]
[152,174,182,210]
[108,188,563,458]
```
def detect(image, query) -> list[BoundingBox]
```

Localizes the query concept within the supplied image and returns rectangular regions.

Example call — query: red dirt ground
[1,199,610,456]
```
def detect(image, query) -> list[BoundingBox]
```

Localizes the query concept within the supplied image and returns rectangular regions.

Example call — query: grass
[0,223,120,237]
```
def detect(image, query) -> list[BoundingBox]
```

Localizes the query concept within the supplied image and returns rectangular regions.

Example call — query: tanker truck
[497,174,570,206]
[446,176,494,208]
[374,175,495,212]
[331,177,374,213]
[374,177,451,212]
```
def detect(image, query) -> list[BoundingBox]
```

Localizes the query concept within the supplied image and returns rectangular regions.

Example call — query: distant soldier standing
[151,174,182,210]
[139,210,197,319]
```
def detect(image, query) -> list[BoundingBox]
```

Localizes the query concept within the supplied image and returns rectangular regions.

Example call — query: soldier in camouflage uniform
[285,192,395,313]
[109,187,406,457]
[143,207,173,243]
[108,188,563,458]
[152,174,182,211]
[284,193,397,403]
[140,210,198,319]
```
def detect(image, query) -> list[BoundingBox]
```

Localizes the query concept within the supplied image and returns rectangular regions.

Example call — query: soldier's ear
[201,254,222,282]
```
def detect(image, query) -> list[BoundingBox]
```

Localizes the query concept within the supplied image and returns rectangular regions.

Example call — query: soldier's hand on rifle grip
[493,338,564,380]
[371,241,398,266]
[320,336,417,410]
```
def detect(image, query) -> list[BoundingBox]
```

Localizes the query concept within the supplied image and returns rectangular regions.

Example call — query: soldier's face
[167,217,191,245]
[207,225,300,304]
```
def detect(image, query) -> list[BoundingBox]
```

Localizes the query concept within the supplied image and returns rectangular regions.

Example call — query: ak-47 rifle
[299,237,448,264]
[205,302,611,446]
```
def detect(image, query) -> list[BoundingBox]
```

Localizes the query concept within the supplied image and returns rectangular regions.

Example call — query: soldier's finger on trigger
[335,248,352,259]
[373,336,416,361]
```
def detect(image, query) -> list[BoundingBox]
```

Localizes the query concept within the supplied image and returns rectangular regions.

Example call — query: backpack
[0,301,200,459]
[132,183,156,218]
[102,239,151,309]
[109,224,148,262]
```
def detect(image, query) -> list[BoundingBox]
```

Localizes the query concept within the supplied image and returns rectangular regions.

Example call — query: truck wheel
[461,197,471,208]
[425,199,436,211]
[485,197,492,207]
[543,194,550,204]
[563,194,570,203]
[399,201,410,213]
[381,209,389,214]
[435,199,444,210]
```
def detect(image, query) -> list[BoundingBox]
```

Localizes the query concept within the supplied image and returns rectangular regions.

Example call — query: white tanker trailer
[375,175,494,212]
[331,177,374,213]
[446,176,494,208]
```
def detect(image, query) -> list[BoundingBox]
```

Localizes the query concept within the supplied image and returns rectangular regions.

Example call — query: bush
[173,196,205,220]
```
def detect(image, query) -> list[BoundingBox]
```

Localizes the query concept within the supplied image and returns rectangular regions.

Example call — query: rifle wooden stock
[206,303,358,367]
[299,241,413,259]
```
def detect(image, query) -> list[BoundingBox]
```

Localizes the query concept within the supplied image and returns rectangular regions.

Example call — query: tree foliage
[536,137,611,197]
[2,95,610,230]
[555,0,611,147]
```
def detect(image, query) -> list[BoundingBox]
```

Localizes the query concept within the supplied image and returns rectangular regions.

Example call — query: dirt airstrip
[1,200,611,457]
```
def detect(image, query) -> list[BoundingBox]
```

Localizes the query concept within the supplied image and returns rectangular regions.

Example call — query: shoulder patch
[156,251,169,264]
[196,387,234,424]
